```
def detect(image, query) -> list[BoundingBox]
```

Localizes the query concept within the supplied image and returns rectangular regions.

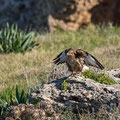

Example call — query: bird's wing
[76,49,104,70]
[53,48,71,65]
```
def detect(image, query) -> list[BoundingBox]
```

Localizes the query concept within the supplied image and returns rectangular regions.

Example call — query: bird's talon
[71,73,79,78]
[74,74,78,78]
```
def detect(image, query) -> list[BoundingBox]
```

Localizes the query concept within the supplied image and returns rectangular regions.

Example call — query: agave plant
[10,86,40,105]
[10,86,29,105]
[0,23,36,53]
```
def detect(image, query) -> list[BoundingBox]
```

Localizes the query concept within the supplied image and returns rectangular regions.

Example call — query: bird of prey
[53,48,104,75]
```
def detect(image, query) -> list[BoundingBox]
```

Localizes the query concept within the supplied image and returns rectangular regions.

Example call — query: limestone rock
[31,70,120,113]
[2,69,120,119]
[106,69,120,83]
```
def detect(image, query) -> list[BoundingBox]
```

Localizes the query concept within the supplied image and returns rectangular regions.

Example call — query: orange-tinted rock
[0,0,120,31]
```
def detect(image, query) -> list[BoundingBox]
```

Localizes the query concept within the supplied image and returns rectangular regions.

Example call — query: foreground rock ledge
[2,69,120,119]
[31,72,120,112]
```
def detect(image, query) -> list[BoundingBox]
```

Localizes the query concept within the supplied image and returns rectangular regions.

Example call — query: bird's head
[76,49,86,57]
[67,48,75,55]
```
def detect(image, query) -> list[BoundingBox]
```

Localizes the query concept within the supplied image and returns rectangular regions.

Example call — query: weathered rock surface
[106,69,120,83]
[0,0,120,31]
[2,69,120,119]
[31,69,120,113]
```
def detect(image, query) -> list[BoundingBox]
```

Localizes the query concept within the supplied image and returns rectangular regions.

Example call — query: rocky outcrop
[0,0,120,31]
[106,69,120,83]
[2,69,120,119]
[31,69,120,114]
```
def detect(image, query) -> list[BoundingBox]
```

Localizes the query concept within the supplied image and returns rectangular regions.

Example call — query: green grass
[0,25,120,101]
[40,26,120,52]
[82,71,117,85]
[0,86,29,116]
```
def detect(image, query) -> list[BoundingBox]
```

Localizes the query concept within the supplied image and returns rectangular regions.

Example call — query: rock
[2,69,120,119]
[31,75,120,113]
[0,0,120,31]
[106,69,120,83]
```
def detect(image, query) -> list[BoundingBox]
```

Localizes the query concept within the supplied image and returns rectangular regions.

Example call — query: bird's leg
[74,72,80,78]
[68,72,80,78]
[69,72,80,78]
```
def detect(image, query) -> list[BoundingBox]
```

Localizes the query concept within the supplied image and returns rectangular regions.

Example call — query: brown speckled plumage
[53,48,104,73]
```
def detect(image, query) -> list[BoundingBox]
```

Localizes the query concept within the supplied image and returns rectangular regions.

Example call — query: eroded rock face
[31,69,120,113]
[2,70,120,119]
[0,0,120,31]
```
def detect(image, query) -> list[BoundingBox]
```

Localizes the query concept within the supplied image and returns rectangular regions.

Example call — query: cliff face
[0,0,119,31]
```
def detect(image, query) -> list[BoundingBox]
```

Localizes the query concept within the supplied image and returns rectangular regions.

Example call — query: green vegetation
[0,23,36,53]
[61,80,68,90]
[0,25,120,113]
[82,71,117,85]
[10,85,29,105]
[0,99,8,116]
[0,85,41,115]
[0,86,30,115]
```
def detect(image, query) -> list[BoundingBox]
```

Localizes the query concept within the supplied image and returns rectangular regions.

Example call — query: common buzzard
[53,48,104,74]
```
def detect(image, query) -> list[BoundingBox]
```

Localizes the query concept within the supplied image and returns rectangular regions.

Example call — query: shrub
[10,85,29,105]
[61,80,68,90]
[0,23,36,53]
[0,99,8,116]
[82,71,117,85]
[0,85,41,116]
[0,86,30,115]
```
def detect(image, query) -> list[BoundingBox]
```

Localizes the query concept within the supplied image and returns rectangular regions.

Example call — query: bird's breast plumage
[66,55,83,72]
